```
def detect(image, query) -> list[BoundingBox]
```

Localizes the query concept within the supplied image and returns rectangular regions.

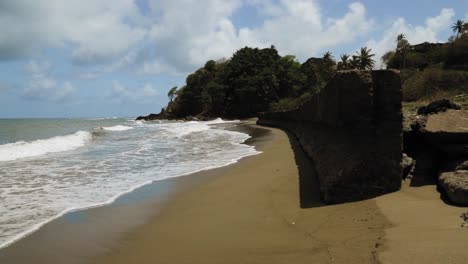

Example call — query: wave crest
[0,131,92,162]
[102,125,134,131]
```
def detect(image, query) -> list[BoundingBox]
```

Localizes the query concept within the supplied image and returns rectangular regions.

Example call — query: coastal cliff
[258,70,403,204]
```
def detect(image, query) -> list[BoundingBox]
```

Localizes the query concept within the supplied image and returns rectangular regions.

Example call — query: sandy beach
[91,122,468,264]
[1,122,467,264]
[92,123,390,264]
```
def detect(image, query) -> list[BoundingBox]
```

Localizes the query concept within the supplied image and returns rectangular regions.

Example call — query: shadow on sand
[284,131,325,209]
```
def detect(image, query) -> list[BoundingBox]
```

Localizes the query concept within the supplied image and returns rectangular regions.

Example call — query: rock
[409,116,427,132]
[401,153,415,179]
[456,161,468,171]
[404,108,468,186]
[136,113,162,121]
[461,212,468,227]
[417,99,461,115]
[439,170,468,206]
[425,110,468,133]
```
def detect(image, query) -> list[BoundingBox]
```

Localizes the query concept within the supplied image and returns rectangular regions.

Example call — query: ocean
[0,118,259,249]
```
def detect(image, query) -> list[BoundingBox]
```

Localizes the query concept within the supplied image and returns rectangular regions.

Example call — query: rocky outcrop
[136,113,163,121]
[404,100,468,205]
[439,170,468,206]
[258,70,403,204]
[402,153,415,179]
[417,99,461,115]
[136,107,215,121]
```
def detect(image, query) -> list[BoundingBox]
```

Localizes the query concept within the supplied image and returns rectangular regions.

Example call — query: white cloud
[144,0,373,74]
[110,81,159,103]
[366,8,455,68]
[22,60,76,101]
[247,1,373,58]
[140,60,179,75]
[146,0,243,72]
[79,50,140,79]
[0,0,147,63]
[1,1,461,77]
[55,82,77,101]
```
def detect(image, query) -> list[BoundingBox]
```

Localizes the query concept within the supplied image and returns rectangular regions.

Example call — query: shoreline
[0,120,269,264]
[1,121,467,263]
[90,123,390,264]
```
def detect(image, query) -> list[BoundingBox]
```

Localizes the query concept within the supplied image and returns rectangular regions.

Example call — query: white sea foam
[102,125,134,131]
[205,117,239,124]
[0,131,92,162]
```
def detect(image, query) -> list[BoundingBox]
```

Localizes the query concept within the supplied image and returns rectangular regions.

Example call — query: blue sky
[0,0,466,118]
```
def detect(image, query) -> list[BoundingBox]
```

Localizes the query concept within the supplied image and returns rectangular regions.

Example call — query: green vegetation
[354,47,375,70]
[167,86,178,102]
[162,45,375,118]
[382,20,468,102]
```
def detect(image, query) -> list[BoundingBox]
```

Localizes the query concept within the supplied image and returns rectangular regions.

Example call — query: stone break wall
[258,70,402,204]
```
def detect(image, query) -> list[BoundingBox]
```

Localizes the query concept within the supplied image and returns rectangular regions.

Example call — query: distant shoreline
[0,120,264,263]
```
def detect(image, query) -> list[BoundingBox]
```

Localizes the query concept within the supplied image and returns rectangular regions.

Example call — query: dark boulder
[439,170,468,206]
[417,99,461,115]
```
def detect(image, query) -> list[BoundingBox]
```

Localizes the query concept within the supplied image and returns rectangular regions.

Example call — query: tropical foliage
[161,45,376,118]
[381,19,468,102]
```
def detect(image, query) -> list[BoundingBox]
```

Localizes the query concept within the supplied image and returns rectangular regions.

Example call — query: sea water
[0,118,259,249]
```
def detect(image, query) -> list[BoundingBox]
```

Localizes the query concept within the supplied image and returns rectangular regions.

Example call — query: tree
[396,33,406,43]
[381,51,396,68]
[337,54,350,70]
[396,34,409,51]
[204,60,216,71]
[350,55,360,70]
[223,46,282,117]
[395,34,410,69]
[322,51,334,63]
[452,19,465,38]
[321,51,336,80]
[355,47,375,70]
[167,86,178,102]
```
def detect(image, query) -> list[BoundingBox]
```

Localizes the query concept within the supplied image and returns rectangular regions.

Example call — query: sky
[0,0,466,118]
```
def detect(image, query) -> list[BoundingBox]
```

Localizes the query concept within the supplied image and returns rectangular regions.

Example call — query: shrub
[403,68,468,101]
[270,92,312,111]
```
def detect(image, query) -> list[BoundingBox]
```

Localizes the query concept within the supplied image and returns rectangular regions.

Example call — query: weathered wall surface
[258,70,403,204]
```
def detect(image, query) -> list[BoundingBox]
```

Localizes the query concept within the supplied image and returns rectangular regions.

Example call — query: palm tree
[452,19,464,38]
[337,54,350,70]
[396,33,406,43]
[321,51,336,78]
[167,86,178,102]
[355,47,375,70]
[350,55,360,70]
[322,51,334,63]
[395,33,410,69]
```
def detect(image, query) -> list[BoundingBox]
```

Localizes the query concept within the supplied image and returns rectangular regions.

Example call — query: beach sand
[91,123,390,264]
[377,181,468,263]
[1,122,467,264]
